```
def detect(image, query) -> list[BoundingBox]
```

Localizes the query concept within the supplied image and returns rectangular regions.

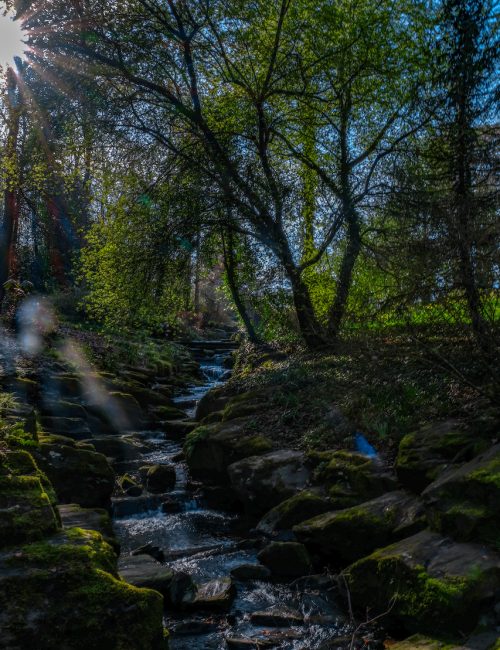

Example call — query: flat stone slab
[118,554,173,594]
[250,606,304,627]
[190,577,235,610]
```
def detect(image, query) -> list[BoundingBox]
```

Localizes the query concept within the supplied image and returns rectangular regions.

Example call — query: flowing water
[112,345,350,649]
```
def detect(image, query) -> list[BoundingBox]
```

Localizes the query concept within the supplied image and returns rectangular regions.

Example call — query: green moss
[184,424,215,458]
[468,459,500,488]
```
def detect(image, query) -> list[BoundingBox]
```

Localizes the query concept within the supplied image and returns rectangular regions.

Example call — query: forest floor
[223,332,499,463]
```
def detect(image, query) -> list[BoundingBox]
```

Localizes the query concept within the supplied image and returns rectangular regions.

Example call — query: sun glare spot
[0,11,27,69]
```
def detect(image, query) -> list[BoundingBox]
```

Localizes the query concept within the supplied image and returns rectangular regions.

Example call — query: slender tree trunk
[0,68,22,311]
[222,230,261,344]
[193,229,201,313]
[273,222,326,349]
[327,198,361,339]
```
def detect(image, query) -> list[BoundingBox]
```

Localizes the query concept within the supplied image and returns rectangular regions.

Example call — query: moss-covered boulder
[256,490,332,535]
[58,503,118,551]
[257,541,312,577]
[39,416,92,440]
[423,444,500,548]
[185,418,272,483]
[195,385,232,421]
[346,530,500,637]
[0,528,166,649]
[0,450,59,547]
[395,421,488,493]
[228,450,311,515]
[83,434,147,461]
[34,438,114,508]
[310,450,397,509]
[146,464,176,493]
[149,404,187,422]
[295,491,425,565]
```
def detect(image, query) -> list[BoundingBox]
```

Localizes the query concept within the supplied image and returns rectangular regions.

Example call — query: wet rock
[107,391,146,428]
[168,571,197,607]
[149,404,187,423]
[112,494,167,517]
[146,464,176,493]
[294,491,425,565]
[161,496,183,513]
[423,444,500,547]
[228,450,311,514]
[346,529,500,636]
[34,438,114,508]
[230,563,271,581]
[309,450,398,509]
[171,619,219,635]
[118,553,174,595]
[164,419,198,439]
[58,503,118,551]
[39,416,92,440]
[395,421,488,493]
[41,399,88,419]
[191,577,235,611]
[257,490,332,535]
[185,419,273,483]
[250,606,304,626]
[84,435,146,461]
[226,633,303,648]
[131,542,165,562]
[257,541,312,577]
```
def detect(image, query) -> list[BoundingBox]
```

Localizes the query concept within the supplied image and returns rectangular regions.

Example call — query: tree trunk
[327,199,361,339]
[0,68,22,311]
[222,230,261,344]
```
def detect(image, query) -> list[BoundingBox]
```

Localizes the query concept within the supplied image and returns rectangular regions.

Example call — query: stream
[112,343,350,649]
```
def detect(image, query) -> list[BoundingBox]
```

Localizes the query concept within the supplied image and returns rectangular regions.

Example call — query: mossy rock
[39,416,92,440]
[257,490,332,535]
[221,390,268,422]
[294,491,425,565]
[184,419,272,483]
[58,503,118,552]
[195,386,232,421]
[389,635,460,649]
[146,464,176,493]
[228,450,310,515]
[0,528,165,649]
[257,542,312,577]
[34,441,114,508]
[346,529,500,637]
[149,404,187,422]
[395,421,488,493]
[423,444,500,548]
[312,450,397,507]
[0,451,60,547]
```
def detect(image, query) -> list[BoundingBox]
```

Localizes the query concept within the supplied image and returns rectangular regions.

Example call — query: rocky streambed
[112,343,352,649]
[1,330,499,650]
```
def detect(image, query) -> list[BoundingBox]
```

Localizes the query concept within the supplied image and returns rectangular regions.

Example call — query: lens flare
[0,11,27,68]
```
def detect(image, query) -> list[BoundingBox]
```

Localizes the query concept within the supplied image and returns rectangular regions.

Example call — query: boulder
[294,491,426,565]
[230,563,271,581]
[257,541,312,577]
[39,416,92,440]
[310,450,398,509]
[395,421,488,493]
[58,503,118,551]
[118,553,174,595]
[185,419,273,484]
[346,530,500,636]
[423,444,500,547]
[164,419,198,439]
[112,494,168,518]
[0,450,59,546]
[257,490,332,535]
[149,404,187,423]
[195,386,230,420]
[191,577,235,611]
[34,439,114,508]
[0,529,165,650]
[117,473,143,497]
[146,464,177,493]
[167,571,197,607]
[228,450,310,514]
[83,435,146,461]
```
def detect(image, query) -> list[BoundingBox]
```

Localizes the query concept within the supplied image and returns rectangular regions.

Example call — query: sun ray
[0,10,28,69]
